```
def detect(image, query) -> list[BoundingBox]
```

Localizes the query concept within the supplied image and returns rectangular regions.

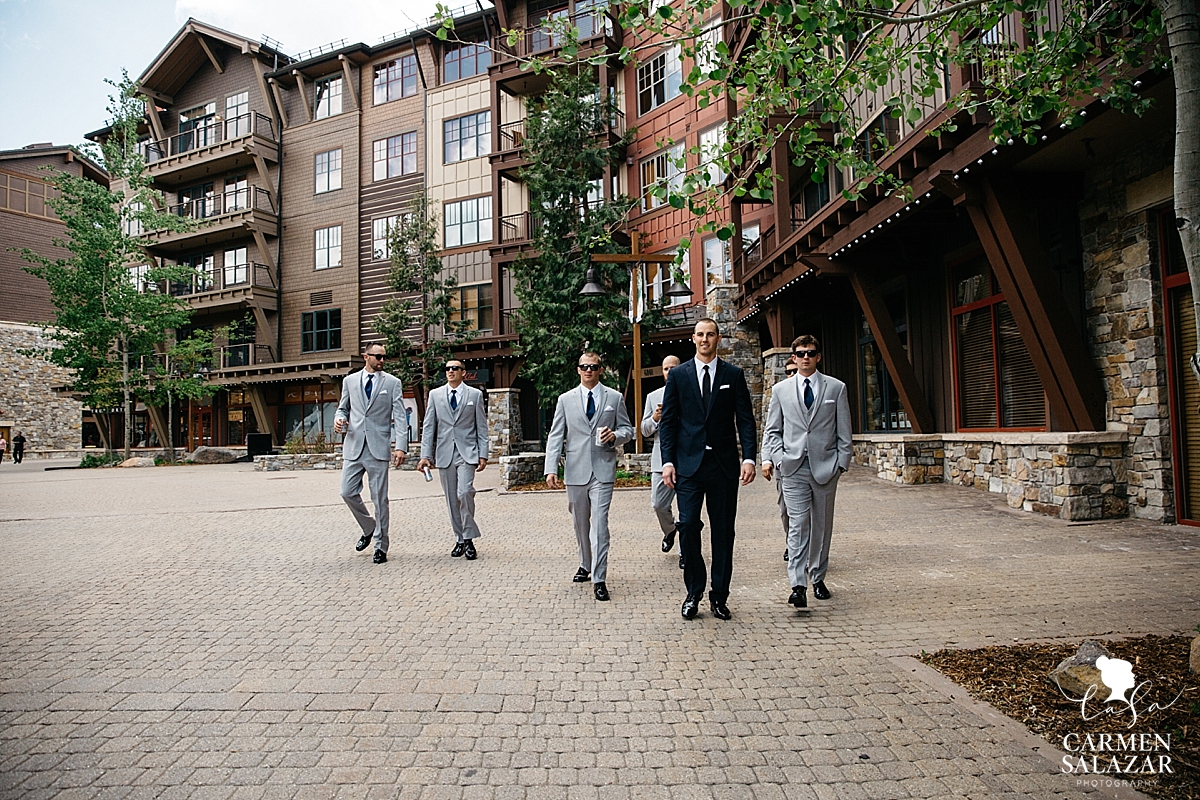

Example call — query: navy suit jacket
[659,357,757,480]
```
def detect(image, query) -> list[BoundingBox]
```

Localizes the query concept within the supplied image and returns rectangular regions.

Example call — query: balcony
[142,113,278,187]
[498,211,543,245]
[492,109,624,175]
[166,261,278,314]
[219,343,277,368]
[142,187,277,253]
[491,9,622,94]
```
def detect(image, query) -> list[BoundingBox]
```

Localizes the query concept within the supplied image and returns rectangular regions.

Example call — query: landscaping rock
[120,457,156,468]
[187,446,237,464]
[1048,640,1113,700]
[1191,635,1200,674]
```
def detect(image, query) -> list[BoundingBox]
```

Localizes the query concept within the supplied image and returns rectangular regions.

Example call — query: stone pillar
[488,387,522,457]
[705,284,764,436]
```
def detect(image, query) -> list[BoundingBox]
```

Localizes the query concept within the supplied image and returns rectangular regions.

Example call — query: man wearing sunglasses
[762,335,852,609]
[544,353,635,602]
[334,343,408,564]
[418,360,489,560]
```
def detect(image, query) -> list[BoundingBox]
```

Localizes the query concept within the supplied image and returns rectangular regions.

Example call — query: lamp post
[584,242,693,453]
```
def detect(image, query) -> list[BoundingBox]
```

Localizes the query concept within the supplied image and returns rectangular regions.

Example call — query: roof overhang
[138,18,290,101]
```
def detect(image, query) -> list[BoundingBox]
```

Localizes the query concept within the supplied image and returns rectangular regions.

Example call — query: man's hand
[599,426,615,445]
[391,450,407,468]
[662,464,676,490]
[334,418,347,435]
[761,462,774,481]
[740,462,756,486]
[476,458,488,473]
[652,404,662,423]
[546,473,560,490]
[416,457,431,472]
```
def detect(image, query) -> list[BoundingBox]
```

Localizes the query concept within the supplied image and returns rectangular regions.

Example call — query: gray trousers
[439,452,480,542]
[566,476,613,583]
[341,456,391,554]
[775,474,790,538]
[780,460,839,588]
[650,470,677,535]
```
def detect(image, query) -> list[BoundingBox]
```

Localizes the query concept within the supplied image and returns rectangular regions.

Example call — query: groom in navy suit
[660,318,757,621]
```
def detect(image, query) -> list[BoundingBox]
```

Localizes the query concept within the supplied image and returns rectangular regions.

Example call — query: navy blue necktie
[586,391,595,420]
[365,373,374,401]
[450,389,458,410]
[804,378,814,409]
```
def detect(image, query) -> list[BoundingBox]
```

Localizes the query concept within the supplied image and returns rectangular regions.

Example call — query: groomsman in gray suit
[544,352,635,601]
[334,343,408,564]
[417,359,489,560]
[640,355,682,566]
[762,335,852,608]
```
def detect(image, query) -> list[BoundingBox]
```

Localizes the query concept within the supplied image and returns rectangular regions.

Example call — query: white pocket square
[824,399,835,403]
[467,402,474,406]
[720,384,731,389]
[379,389,389,394]
[604,405,614,411]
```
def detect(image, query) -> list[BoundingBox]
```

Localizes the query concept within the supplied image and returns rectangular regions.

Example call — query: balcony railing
[143,112,276,163]
[493,9,618,61]
[168,261,276,298]
[221,343,276,368]
[499,211,543,243]
[498,108,623,152]
[166,187,275,221]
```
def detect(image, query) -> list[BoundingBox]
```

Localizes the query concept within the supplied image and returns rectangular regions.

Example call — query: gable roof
[137,19,292,102]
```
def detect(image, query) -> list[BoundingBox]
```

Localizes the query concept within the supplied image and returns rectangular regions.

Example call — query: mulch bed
[507,477,651,491]
[920,635,1199,799]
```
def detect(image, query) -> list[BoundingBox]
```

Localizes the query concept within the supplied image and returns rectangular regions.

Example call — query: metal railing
[168,261,276,297]
[166,187,275,221]
[499,211,543,243]
[498,108,623,151]
[221,343,277,368]
[493,9,618,60]
[143,112,276,163]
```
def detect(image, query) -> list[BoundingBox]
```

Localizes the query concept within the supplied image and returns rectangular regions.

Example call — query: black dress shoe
[594,582,609,601]
[783,549,789,561]
[681,595,701,619]
[450,542,466,558]
[710,599,732,620]
[356,533,373,552]
[464,541,477,560]
[678,554,685,569]
[788,586,807,608]
[812,580,831,600]
[572,567,591,583]
[373,550,387,564]
[661,528,677,553]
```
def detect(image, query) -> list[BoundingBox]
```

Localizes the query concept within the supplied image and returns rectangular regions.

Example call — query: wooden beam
[246,145,274,201]
[251,228,276,271]
[145,404,171,448]
[197,35,225,73]
[253,62,279,132]
[966,176,1106,431]
[849,269,937,434]
[139,86,174,106]
[268,78,290,129]
[293,70,313,123]
[763,301,794,351]
[246,386,279,445]
[338,55,358,111]
[142,98,167,144]
[772,135,792,240]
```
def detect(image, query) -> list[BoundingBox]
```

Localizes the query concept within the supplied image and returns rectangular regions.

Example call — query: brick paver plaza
[1,461,1197,799]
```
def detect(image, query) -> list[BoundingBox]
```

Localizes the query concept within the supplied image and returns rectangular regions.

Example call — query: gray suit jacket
[543,383,634,485]
[640,386,666,472]
[420,383,489,467]
[336,369,408,462]
[762,371,852,485]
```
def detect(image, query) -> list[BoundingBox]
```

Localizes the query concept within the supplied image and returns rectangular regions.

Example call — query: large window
[315,149,342,193]
[301,309,342,353]
[695,15,723,76]
[373,55,418,104]
[444,111,491,164]
[640,144,684,211]
[225,92,249,137]
[951,254,1045,429]
[637,46,682,115]
[373,133,418,180]
[444,41,492,81]
[223,246,248,286]
[743,223,762,264]
[283,383,341,443]
[444,196,493,247]
[315,76,343,119]
[703,235,730,286]
[450,283,494,333]
[314,225,342,270]
[373,215,400,260]
[859,289,911,431]
[698,124,727,185]
[122,200,144,237]
[224,175,248,212]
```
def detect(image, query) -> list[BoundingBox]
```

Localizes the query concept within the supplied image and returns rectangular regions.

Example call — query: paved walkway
[0,460,1197,799]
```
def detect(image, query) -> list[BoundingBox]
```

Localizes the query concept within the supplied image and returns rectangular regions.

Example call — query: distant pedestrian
[0,434,6,464]
[11,432,25,464]
[640,355,682,567]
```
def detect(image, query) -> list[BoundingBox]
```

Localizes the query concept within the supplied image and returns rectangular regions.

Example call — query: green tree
[21,73,202,459]
[375,191,476,416]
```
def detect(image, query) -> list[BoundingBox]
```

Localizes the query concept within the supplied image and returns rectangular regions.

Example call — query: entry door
[189,408,213,450]
[1162,211,1199,524]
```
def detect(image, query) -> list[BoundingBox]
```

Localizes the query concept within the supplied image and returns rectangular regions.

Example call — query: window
[951,254,1045,429]
[122,200,145,237]
[315,76,343,119]
[302,309,342,353]
[703,235,730,286]
[373,55,418,104]
[530,6,569,52]
[225,318,255,367]
[444,41,492,82]
[444,196,493,247]
[224,175,248,212]
[225,92,249,137]
[178,102,216,151]
[128,264,154,293]
[639,144,684,211]
[315,225,342,270]
[173,253,214,295]
[450,283,494,333]
[645,248,689,307]
[637,46,682,115]
[315,149,342,193]
[178,183,214,218]
[855,112,901,168]
[283,383,341,442]
[373,132,418,180]
[444,111,491,164]
[224,246,248,286]
[695,15,723,76]
[698,124,727,185]
[373,215,400,260]
[859,290,911,432]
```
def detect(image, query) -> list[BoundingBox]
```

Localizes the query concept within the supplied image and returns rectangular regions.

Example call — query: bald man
[641,355,683,566]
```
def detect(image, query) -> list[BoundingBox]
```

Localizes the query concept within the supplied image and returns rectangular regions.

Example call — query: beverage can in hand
[422,466,433,481]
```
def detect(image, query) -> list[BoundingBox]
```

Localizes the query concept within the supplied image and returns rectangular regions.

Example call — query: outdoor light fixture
[579,267,606,297]
[664,275,694,297]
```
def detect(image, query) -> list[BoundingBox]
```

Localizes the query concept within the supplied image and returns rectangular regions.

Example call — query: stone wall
[706,284,765,435]
[853,432,1128,520]
[500,452,545,489]
[1080,133,1175,521]
[487,388,522,458]
[0,322,83,452]
[254,453,344,471]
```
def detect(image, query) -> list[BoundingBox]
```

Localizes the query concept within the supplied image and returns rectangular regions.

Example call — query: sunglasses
[793,350,820,359]
[445,365,463,372]
[367,352,386,360]
[577,364,602,372]
[785,369,798,375]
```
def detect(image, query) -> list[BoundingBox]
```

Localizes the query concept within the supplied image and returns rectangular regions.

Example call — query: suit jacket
[543,383,634,485]
[335,368,408,462]
[762,370,852,485]
[640,386,667,472]
[420,383,489,467]
[659,358,757,479]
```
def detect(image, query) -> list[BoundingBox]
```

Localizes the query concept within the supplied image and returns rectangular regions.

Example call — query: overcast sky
[0,0,445,152]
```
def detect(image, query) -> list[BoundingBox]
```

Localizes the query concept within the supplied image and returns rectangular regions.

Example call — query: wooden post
[631,239,643,454]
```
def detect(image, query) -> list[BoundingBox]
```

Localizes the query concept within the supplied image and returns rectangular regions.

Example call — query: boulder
[187,446,237,464]
[120,457,157,468]
[1049,640,1113,700]
[1191,635,1200,675]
